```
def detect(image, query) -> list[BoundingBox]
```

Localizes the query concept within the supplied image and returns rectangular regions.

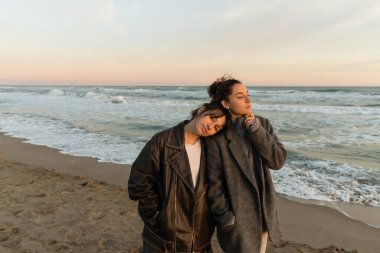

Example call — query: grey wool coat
[206,115,287,253]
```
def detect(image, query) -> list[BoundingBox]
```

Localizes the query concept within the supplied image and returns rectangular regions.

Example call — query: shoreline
[0,132,130,188]
[289,147,380,172]
[1,132,378,228]
[279,195,380,229]
[1,133,379,252]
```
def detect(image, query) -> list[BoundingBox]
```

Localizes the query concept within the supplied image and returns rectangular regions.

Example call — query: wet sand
[1,133,379,252]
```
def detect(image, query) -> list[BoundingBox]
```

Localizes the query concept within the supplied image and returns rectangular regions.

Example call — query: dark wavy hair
[189,101,232,132]
[207,74,241,103]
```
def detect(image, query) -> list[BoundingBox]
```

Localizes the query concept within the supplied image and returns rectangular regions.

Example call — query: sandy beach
[1,133,379,253]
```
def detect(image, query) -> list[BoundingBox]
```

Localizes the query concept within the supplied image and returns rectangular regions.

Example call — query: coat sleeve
[206,137,235,228]
[128,140,160,225]
[247,117,287,170]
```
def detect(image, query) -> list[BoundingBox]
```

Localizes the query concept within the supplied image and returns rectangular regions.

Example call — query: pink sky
[1,0,379,86]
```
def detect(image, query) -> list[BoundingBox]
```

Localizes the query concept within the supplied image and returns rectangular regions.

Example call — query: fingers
[246,113,255,120]
[246,120,254,126]
[244,117,254,127]
[244,113,256,128]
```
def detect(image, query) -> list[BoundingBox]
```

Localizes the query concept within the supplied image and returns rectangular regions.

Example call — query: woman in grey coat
[206,76,287,253]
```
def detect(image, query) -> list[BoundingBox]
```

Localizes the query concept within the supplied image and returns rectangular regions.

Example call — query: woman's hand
[243,112,256,128]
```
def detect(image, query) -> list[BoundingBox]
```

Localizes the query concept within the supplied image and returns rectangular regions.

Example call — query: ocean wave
[272,152,380,207]
[0,113,145,164]
[124,92,206,101]
[308,88,346,93]
[362,104,380,107]
[251,89,297,94]
[253,103,380,115]
[49,89,64,96]
[111,96,126,104]
[84,91,109,100]
[126,123,167,131]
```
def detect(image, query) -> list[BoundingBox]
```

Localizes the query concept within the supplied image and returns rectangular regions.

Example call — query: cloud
[97,0,116,22]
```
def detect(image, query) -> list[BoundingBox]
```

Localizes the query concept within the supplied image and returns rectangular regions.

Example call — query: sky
[0,0,379,86]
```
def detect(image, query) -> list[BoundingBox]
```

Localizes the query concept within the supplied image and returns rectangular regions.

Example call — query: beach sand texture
[1,134,379,252]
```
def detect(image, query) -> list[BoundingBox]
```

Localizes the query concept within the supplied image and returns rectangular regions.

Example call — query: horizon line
[1,84,379,88]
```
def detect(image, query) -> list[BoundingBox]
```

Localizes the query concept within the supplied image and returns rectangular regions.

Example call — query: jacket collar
[225,127,235,142]
[166,120,188,150]
[166,120,207,197]
[225,117,245,141]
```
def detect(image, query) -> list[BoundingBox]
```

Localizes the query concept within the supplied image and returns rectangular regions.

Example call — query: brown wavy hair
[207,74,241,103]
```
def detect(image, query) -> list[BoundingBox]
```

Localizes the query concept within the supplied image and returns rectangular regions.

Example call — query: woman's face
[222,83,252,117]
[194,111,226,137]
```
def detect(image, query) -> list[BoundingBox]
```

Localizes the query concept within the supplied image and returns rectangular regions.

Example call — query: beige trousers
[259,231,268,253]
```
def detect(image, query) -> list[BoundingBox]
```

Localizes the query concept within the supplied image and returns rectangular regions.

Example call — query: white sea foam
[49,88,64,96]
[272,158,380,207]
[252,103,380,115]
[84,91,108,100]
[0,113,145,164]
[111,96,126,104]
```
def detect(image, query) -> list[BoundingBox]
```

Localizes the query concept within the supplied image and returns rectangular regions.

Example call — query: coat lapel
[194,138,207,200]
[168,150,194,191]
[167,121,194,192]
[226,128,256,187]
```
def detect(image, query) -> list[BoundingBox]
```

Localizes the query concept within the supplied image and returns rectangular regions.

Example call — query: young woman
[206,76,287,253]
[128,102,230,253]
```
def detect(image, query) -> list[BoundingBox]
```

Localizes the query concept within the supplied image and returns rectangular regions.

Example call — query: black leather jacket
[128,121,215,252]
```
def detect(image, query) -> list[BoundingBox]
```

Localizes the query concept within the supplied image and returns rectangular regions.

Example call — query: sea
[0,85,379,227]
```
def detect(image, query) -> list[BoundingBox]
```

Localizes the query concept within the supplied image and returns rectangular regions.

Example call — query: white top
[185,138,201,187]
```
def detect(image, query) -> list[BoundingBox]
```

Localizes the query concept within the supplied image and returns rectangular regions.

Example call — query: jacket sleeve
[247,117,287,170]
[128,140,160,225]
[206,137,235,228]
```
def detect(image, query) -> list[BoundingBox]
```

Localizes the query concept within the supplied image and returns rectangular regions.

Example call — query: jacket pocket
[218,210,236,231]
[221,215,235,232]
[216,216,239,253]
[143,225,171,252]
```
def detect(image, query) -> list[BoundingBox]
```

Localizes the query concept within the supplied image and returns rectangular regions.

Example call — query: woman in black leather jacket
[128,101,230,253]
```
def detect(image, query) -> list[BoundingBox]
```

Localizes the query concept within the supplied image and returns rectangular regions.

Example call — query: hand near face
[243,112,256,128]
